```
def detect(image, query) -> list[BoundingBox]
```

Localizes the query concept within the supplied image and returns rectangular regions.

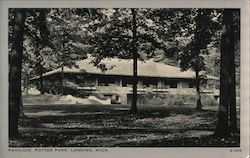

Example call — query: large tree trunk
[195,69,202,110]
[214,9,237,137]
[9,9,26,139]
[228,17,237,135]
[229,58,237,133]
[130,8,138,114]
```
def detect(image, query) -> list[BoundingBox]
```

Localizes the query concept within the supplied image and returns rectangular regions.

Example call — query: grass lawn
[9,103,240,147]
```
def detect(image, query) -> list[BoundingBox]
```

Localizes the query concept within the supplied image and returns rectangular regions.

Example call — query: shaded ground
[10,103,240,147]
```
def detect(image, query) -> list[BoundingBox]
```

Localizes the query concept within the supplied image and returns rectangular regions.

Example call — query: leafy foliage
[47,9,89,69]
[14,9,91,80]
[179,9,214,72]
[84,8,173,71]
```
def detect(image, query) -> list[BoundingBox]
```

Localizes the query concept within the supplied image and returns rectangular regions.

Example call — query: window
[189,83,195,88]
[142,78,157,88]
[98,77,116,86]
[122,78,132,87]
[85,78,96,87]
[75,75,86,86]
[170,82,177,88]
[165,81,178,88]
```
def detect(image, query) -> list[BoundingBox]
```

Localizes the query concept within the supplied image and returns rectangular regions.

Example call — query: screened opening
[142,78,158,88]
[189,82,195,88]
[122,78,132,87]
[170,82,177,88]
[98,77,116,86]
[165,80,178,88]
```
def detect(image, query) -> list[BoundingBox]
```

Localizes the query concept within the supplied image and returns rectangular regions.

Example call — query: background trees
[46,8,89,93]
[23,9,52,94]
[149,9,221,110]
[85,8,169,113]
[8,8,95,137]
[85,8,138,112]
[178,9,214,110]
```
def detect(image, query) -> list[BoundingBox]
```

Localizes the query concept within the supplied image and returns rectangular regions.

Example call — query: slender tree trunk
[88,8,92,18]
[19,96,25,118]
[195,69,202,110]
[20,70,27,118]
[38,9,50,42]
[193,9,205,111]
[214,9,237,137]
[39,63,44,94]
[24,71,29,94]
[130,8,138,114]
[61,66,64,94]
[37,10,48,95]
[9,9,26,139]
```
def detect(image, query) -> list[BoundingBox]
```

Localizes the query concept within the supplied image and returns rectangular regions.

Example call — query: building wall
[93,78,197,104]
[96,86,130,104]
[40,73,209,104]
[180,82,190,88]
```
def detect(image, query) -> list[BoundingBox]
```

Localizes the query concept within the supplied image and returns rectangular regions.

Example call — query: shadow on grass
[23,104,130,114]
[20,105,218,129]
[11,104,236,147]
[11,130,240,147]
[117,134,240,147]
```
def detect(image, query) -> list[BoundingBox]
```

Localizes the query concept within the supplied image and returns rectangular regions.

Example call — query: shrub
[201,94,219,106]
[139,93,218,107]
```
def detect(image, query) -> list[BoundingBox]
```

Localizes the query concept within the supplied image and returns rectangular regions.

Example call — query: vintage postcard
[0,0,249,158]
